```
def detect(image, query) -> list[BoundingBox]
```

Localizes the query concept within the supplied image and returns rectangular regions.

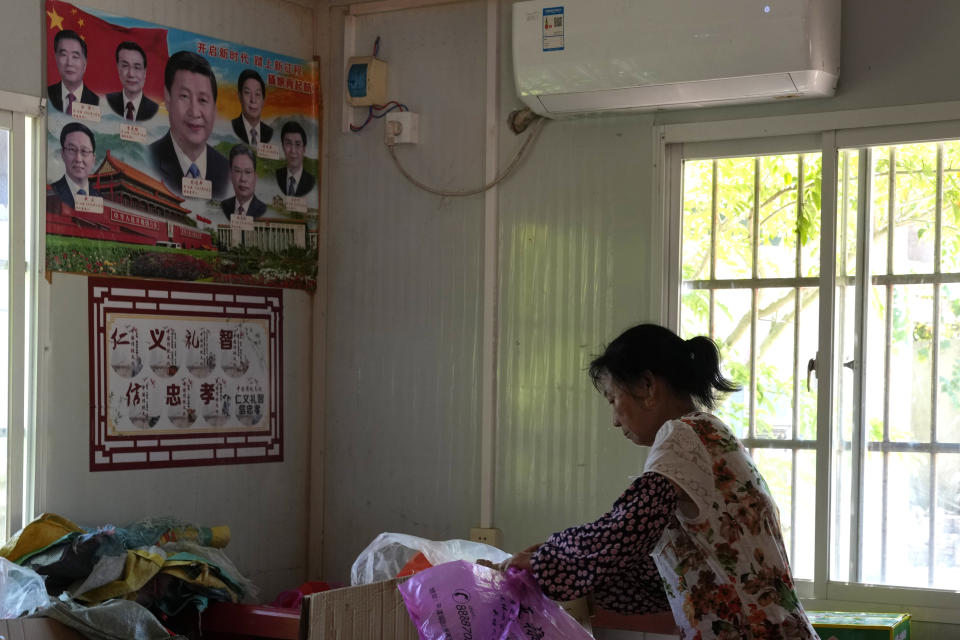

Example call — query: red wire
[371,101,405,112]
[349,102,407,132]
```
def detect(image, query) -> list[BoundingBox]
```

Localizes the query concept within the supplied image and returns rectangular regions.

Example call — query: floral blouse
[530,412,816,639]
[530,472,677,614]
[645,412,816,639]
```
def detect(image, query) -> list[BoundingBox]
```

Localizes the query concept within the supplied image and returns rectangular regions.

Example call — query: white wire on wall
[386,116,547,197]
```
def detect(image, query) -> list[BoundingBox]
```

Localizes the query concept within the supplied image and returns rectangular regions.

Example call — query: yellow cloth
[0,513,82,563]
[156,525,231,548]
[207,526,230,548]
[77,547,166,604]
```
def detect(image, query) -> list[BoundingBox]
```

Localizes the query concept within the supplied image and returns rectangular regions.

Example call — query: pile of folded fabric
[0,512,256,638]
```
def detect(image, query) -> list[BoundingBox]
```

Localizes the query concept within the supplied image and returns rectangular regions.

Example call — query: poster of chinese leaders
[45,0,321,291]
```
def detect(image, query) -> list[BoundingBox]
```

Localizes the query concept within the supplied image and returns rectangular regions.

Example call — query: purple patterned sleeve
[530,472,677,613]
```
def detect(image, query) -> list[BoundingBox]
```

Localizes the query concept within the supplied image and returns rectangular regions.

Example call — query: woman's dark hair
[588,323,740,410]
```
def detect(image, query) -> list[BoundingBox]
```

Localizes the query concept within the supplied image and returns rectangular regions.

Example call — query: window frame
[653,106,960,624]
[677,147,825,582]
[0,92,43,540]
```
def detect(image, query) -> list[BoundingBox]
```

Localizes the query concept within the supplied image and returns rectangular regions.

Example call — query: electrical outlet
[385,111,419,145]
[469,527,503,548]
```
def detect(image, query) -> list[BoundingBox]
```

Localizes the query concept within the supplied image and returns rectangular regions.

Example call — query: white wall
[318,1,960,637]
[41,273,314,601]
[0,1,44,98]
[321,0,489,582]
[317,0,666,582]
[0,0,320,602]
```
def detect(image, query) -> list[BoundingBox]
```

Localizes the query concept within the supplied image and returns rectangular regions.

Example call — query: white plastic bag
[350,532,512,586]
[0,557,50,618]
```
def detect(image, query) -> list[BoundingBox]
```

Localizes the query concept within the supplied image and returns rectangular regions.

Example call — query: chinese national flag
[45,0,169,103]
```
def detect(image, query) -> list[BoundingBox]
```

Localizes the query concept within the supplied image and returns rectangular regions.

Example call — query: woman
[504,324,817,639]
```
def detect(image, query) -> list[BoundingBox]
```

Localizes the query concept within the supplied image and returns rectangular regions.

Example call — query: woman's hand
[498,542,543,572]
[477,543,544,572]
[500,551,532,571]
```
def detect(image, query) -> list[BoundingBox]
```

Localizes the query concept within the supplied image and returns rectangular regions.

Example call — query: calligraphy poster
[45,0,321,291]
[89,277,283,470]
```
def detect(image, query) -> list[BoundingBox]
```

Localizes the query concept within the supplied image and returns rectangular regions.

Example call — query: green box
[807,611,910,640]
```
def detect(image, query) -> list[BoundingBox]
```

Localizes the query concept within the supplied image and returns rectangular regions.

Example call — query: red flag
[45,0,169,103]
[196,215,212,225]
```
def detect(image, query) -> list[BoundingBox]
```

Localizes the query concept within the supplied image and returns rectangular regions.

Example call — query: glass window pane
[865,285,888,443]
[680,288,710,339]
[942,142,960,274]
[834,284,856,444]
[835,150,860,450]
[797,288,818,441]
[831,448,853,582]
[795,449,816,579]
[831,159,858,583]
[680,139,960,594]
[682,160,714,281]
[751,448,815,580]
[715,158,754,279]
[838,150,860,279]
[757,155,798,279]
[872,147,891,277]
[935,452,960,589]
[755,287,795,440]
[893,143,937,275]
[889,284,933,443]
[712,288,752,439]
[883,452,931,589]
[837,140,960,591]
[860,451,885,583]
[679,151,820,584]
[753,448,793,548]
[800,153,822,278]
[939,283,960,443]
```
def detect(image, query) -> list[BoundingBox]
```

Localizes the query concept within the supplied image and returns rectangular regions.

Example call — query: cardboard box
[560,597,592,633]
[0,618,87,639]
[807,611,911,640]
[299,579,419,640]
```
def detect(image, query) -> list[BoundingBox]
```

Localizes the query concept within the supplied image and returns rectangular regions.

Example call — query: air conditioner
[512,0,840,118]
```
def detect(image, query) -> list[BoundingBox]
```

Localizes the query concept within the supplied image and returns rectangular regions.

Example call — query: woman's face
[600,373,660,446]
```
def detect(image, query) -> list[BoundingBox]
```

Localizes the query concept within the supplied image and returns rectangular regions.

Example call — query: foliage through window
[679,140,960,592]
[680,152,822,581]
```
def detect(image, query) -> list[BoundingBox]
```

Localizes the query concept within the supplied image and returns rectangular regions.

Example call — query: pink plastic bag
[397,559,593,640]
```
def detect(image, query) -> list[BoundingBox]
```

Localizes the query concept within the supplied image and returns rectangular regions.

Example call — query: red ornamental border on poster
[89,277,283,471]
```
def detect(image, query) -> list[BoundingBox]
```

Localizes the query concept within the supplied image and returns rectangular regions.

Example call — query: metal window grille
[833,144,960,591]
[679,143,960,591]
[679,153,821,579]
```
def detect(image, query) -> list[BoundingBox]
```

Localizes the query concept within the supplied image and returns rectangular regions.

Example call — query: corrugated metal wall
[322,2,490,582]
[322,0,658,580]
[317,2,960,635]
[495,111,657,552]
